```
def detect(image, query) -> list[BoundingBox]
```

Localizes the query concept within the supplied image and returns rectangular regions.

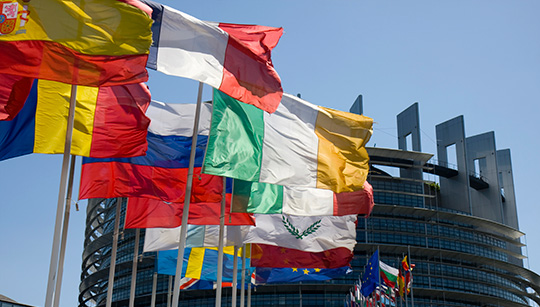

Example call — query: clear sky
[1,1,539,306]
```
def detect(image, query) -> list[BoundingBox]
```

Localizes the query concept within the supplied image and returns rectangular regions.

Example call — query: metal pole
[408,245,414,307]
[150,272,158,307]
[247,282,251,307]
[167,275,172,307]
[240,245,246,307]
[106,197,123,307]
[52,154,77,307]
[215,176,227,307]
[377,247,381,307]
[44,84,77,307]
[232,245,239,306]
[172,81,204,307]
[129,228,141,307]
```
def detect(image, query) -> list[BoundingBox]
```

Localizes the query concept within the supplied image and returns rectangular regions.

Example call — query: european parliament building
[79,100,540,306]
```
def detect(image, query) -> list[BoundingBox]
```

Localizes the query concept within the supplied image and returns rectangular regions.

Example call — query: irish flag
[203,89,373,193]
[379,261,399,288]
[142,0,283,113]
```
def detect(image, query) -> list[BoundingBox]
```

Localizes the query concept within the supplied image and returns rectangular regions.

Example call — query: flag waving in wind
[142,0,283,113]
[0,0,153,87]
[0,79,151,161]
[204,89,373,193]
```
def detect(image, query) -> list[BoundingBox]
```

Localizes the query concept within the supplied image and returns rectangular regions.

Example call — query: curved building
[79,101,540,306]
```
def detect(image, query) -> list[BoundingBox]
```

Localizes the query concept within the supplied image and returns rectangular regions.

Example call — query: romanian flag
[203,89,373,193]
[0,78,151,161]
[142,0,283,113]
[0,0,152,87]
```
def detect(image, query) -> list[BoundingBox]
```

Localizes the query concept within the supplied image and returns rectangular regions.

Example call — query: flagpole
[215,176,227,307]
[377,247,381,307]
[44,84,77,307]
[150,272,158,307]
[106,197,123,307]
[52,154,77,307]
[167,275,172,307]
[172,81,204,306]
[408,246,414,307]
[232,245,239,306]
[240,245,246,307]
[129,227,141,307]
[247,282,252,307]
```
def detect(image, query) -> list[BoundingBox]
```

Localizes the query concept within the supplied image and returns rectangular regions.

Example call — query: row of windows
[363,218,508,253]
[374,193,424,207]
[371,180,424,194]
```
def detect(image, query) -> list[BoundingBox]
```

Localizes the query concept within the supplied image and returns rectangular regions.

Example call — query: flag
[0,0,152,87]
[243,214,357,253]
[204,89,373,193]
[179,277,214,290]
[157,245,253,282]
[124,193,254,229]
[402,256,414,294]
[360,251,379,297]
[232,179,374,216]
[254,266,351,284]
[142,1,282,113]
[0,78,151,161]
[79,101,214,202]
[250,244,353,269]
[143,225,251,252]
[397,270,405,298]
[379,261,398,288]
[179,277,238,290]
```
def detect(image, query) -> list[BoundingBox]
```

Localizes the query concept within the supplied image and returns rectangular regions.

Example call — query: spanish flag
[0,0,152,86]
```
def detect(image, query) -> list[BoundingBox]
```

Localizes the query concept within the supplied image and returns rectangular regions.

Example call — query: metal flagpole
[172,81,205,306]
[150,272,158,307]
[231,245,239,306]
[215,176,227,306]
[167,275,172,307]
[247,281,252,307]
[106,197,123,307]
[52,154,77,307]
[408,246,414,307]
[240,245,246,307]
[44,84,78,307]
[129,227,141,307]
[377,247,381,307]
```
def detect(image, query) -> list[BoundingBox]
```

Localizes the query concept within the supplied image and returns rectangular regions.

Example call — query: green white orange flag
[203,89,373,193]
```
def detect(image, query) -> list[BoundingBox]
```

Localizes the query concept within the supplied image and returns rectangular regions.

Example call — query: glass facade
[80,148,539,306]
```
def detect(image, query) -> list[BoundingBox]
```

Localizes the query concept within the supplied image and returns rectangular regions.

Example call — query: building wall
[79,103,540,307]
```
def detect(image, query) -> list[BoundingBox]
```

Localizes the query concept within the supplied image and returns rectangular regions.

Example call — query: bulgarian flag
[379,261,399,288]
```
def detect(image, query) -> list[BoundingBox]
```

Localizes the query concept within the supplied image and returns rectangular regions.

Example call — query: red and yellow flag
[0,0,152,86]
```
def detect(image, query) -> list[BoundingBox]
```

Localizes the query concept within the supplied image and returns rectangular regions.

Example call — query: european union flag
[255,266,351,284]
[360,250,380,296]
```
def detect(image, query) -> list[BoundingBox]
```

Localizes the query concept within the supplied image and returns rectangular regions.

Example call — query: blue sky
[1,1,539,306]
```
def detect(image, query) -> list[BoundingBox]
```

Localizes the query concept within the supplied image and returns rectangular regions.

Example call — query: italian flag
[379,261,399,288]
